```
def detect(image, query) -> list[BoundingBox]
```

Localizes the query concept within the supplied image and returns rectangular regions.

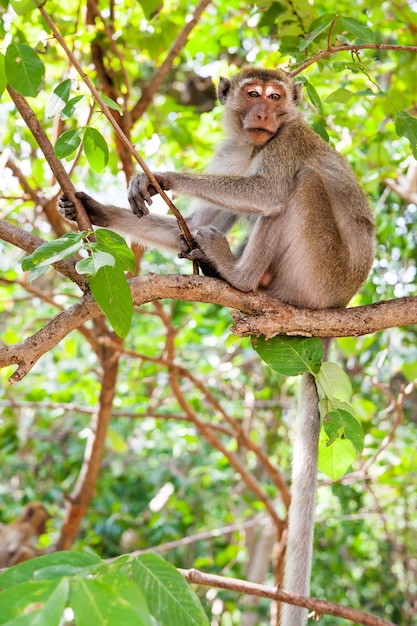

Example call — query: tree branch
[38,6,196,252]
[290,42,417,77]
[179,568,397,626]
[0,218,88,290]
[6,87,93,232]
[1,273,417,384]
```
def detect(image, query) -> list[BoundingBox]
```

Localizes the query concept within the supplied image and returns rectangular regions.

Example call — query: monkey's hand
[128,172,171,217]
[58,191,110,227]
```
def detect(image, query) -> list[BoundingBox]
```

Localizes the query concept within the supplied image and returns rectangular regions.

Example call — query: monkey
[0,501,50,568]
[59,66,375,625]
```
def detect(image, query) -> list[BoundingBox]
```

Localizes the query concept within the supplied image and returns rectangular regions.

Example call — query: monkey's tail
[280,372,321,626]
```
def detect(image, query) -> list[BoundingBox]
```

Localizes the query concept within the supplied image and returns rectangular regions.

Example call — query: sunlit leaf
[0,54,6,98]
[132,552,210,626]
[61,95,85,120]
[54,129,82,159]
[299,15,336,51]
[83,127,109,172]
[95,229,135,273]
[76,251,115,275]
[9,0,38,15]
[5,42,45,97]
[22,232,86,270]
[137,0,163,20]
[326,88,355,104]
[395,111,417,158]
[316,361,352,402]
[341,16,376,42]
[318,429,357,480]
[45,79,72,118]
[101,94,123,115]
[71,573,153,626]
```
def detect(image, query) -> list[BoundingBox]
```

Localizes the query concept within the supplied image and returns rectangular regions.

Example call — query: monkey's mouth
[246,127,275,144]
[247,127,274,135]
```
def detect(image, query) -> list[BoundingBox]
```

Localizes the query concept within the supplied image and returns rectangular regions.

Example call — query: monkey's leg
[59,192,182,252]
[188,216,277,292]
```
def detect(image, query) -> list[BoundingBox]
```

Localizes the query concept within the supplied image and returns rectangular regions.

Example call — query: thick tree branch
[57,335,122,550]
[0,218,87,290]
[1,273,417,384]
[179,568,396,626]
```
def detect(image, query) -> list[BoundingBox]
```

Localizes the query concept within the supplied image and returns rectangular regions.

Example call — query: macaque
[59,66,375,625]
[0,501,50,568]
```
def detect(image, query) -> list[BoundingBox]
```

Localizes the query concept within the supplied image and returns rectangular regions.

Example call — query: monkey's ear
[218,77,231,105]
[293,81,303,106]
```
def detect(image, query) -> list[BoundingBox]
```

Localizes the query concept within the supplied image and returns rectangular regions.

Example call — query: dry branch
[180,568,397,626]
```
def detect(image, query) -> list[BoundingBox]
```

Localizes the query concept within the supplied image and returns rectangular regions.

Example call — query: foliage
[0,551,209,626]
[1,0,417,624]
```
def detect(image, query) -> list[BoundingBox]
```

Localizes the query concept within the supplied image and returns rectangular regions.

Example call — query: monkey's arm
[128,171,289,218]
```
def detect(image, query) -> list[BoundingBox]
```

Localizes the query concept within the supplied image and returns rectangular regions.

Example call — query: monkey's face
[238,79,291,145]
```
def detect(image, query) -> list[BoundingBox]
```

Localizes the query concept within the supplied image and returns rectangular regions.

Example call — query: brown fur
[0,502,50,568]
[59,67,375,625]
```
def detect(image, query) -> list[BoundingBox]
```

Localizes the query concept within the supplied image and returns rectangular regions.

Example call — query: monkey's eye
[269,93,281,101]
[247,90,260,98]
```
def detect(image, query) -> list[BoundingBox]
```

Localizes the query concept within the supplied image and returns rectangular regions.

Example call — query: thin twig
[38,5,195,253]
[290,42,417,77]
[179,568,397,626]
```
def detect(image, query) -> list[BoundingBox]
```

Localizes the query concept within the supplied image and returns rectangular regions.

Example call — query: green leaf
[101,94,123,115]
[304,80,323,114]
[315,361,352,402]
[0,54,6,99]
[318,429,357,480]
[83,127,109,172]
[22,232,86,271]
[299,15,336,51]
[395,111,417,159]
[321,401,364,452]
[5,43,45,97]
[0,552,101,589]
[45,79,72,118]
[76,251,115,275]
[70,573,153,626]
[0,580,62,625]
[54,129,83,159]
[15,578,69,626]
[9,0,38,15]
[252,335,323,376]
[88,265,133,338]
[61,95,85,119]
[95,229,135,273]
[107,427,128,453]
[340,17,375,43]
[132,552,210,626]
[325,87,355,104]
[311,123,329,142]
[137,0,163,20]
